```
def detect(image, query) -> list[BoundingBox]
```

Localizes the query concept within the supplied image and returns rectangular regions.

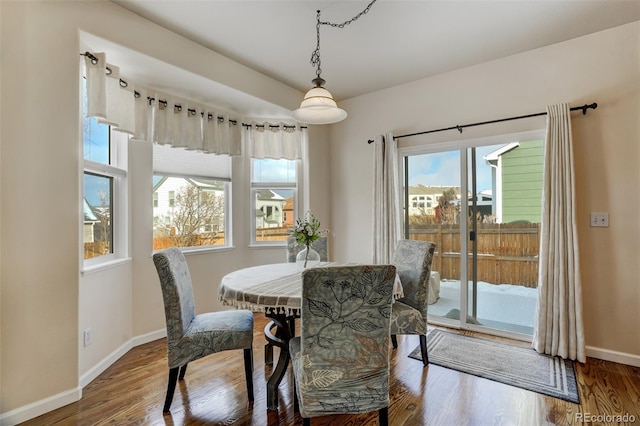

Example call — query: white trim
[80,342,130,389]
[84,159,127,178]
[81,256,131,276]
[586,346,640,367]
[484,142,520,161]
[80,329,166,389]
[0,329,166,426]
[0,387,81,426]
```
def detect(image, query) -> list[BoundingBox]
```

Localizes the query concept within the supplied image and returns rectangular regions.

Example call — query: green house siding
[502,140,543,223]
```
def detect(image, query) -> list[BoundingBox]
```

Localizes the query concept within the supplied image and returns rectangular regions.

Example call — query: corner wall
[0,1,308,423]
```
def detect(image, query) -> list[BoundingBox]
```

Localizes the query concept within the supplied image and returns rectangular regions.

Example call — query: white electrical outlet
[84,328,93,347]
[590,212,609,227]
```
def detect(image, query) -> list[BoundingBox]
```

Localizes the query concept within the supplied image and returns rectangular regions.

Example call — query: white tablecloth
[219,262,403,316]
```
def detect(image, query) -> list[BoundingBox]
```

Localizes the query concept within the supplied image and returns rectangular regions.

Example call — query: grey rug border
[409,329,580,404]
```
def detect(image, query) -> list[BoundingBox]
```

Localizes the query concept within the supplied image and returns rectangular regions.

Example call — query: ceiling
[108,0,640,117]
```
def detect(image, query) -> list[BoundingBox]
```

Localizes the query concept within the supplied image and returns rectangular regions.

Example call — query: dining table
[218,261,404,411]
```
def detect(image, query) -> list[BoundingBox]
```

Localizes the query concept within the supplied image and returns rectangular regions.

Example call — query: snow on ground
[428,280,537,329]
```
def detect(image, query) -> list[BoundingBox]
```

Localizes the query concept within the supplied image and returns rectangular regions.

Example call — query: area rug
[409,329,580,403]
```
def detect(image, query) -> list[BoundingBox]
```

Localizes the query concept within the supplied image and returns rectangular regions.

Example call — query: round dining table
[219,262,403,411]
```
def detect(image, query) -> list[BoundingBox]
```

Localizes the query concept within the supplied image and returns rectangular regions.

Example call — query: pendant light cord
[311,0,378,82]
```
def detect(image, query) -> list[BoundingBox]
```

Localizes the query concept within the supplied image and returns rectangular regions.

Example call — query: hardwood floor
[21,314,640,425]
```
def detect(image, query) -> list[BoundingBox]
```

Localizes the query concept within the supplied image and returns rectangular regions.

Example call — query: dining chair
[286,235,329,262]
[264,235,330,364]
[389,239,436,366]
[290,264,396,426]
[152,247,254,414]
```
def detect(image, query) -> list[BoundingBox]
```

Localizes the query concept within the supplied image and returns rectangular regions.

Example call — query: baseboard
[80,328,166,388]
[131,328,166,348]
[586,345,640,367]
[79,340,133,389]
[0,329,166,426]
[0,387,81,426]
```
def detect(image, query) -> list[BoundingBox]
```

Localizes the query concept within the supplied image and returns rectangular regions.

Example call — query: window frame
[250,158,302,247]
[82,128,129,271]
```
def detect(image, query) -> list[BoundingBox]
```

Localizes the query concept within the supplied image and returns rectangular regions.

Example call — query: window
[82,78,127,265]
[251,158,298,245]
[152,144,231,251]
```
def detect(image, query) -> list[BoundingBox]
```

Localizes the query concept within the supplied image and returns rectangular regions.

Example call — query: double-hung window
[251,158,299,245]
[82,79,128,266]
[152,144,231,251]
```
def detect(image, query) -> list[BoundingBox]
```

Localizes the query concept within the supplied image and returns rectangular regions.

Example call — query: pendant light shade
[292,77,347,125]
[292,2,376,125]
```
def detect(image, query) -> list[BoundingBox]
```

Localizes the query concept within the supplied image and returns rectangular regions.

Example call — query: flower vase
[296,245,321,269]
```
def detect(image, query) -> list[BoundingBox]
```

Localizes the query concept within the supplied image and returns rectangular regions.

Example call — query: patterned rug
[409,329,580,403]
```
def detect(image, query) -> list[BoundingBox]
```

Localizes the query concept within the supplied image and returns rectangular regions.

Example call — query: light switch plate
[590,212,609,227]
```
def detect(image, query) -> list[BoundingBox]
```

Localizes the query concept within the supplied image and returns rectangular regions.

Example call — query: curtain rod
[366,102,597,144]
[80,52,306,130]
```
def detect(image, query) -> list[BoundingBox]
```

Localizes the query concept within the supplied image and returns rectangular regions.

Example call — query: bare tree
[162,184,224,247]
[437,188,459,224]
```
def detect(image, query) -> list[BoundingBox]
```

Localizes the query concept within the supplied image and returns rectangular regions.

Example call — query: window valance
[83,52,241,156]
[244,122,305,160]
[83,51,307,159]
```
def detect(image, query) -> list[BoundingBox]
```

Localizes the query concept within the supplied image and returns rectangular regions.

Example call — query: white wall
[0,1,331,424]
[330,22,640,363]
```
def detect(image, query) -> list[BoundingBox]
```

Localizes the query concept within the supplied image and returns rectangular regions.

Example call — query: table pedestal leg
[264,313,293,411]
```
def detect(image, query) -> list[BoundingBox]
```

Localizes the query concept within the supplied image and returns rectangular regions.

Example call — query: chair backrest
[392,240,436,313]
[286,235,328,262]
[298,264,396,416]
[152,247,196,347]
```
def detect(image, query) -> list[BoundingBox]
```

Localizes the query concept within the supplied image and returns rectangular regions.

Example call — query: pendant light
[292,1,377,125]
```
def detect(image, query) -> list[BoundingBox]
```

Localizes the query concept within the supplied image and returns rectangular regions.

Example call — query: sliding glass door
[401,132,543,339]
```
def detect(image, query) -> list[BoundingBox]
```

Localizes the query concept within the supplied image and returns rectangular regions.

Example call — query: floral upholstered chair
[152,247,254,414]
[289,264,396,426]
[389,239,436,366]
[286,235,329,263]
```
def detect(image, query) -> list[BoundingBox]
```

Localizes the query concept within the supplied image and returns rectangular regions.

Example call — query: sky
[83,116,111,207]
[407,144,503,193]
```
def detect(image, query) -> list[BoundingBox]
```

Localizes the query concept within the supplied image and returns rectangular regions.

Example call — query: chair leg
[379,407,389,426]
[163,367,180,414]
[391,334,398,349]
[178,363,188,380]
[244,347,254,401]
[293,376,299,413]
[420,334,429,366]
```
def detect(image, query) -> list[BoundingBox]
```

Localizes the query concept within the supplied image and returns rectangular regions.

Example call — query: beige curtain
[372,133,402,263]
[83,52,241,155]
[244,122,305,160]
[532,103,586,363]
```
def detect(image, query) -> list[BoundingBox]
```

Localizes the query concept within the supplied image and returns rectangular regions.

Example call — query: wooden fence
[410,223,540,287]
[150,227,289,251]
[113,223,538,287]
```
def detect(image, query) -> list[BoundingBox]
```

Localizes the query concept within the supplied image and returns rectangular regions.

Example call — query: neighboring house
[152,176,225,235]
[469,189,493,220]
[484,141,544,223]
[283,196,294,228]
[83,198,99,243]
[407,185,460,216]
[255,189,287,228]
